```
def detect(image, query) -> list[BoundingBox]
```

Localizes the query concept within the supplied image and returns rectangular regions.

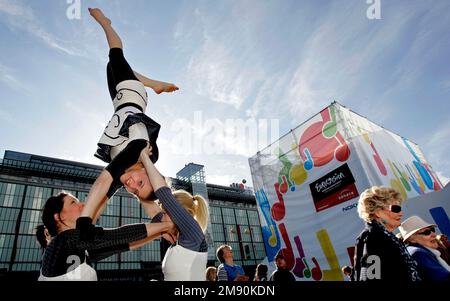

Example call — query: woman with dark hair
[36,192,174,281]
[35,225,51,252]
[254,264,268,281]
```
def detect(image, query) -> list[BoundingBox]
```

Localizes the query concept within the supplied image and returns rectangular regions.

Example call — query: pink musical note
[370,142,387,175]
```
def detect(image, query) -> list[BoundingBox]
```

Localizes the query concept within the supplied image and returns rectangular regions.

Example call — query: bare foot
[153,82,179,94]
[88,8,111,26]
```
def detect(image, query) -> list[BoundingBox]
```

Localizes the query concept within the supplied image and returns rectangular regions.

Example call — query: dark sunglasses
[388,205,402,213]
[417,227,436,236]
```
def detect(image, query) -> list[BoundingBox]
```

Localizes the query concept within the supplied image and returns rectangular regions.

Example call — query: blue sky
[0,0,449,186]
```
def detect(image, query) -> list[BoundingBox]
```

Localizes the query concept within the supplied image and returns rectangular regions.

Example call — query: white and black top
[39,222,147,278]
[155,187,208,280]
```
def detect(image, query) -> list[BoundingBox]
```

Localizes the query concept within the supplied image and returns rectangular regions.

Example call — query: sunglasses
[417,227,436,236]
[388,205,402,213]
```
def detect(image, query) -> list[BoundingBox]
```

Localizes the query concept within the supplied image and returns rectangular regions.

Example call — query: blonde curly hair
[357,186,403,223]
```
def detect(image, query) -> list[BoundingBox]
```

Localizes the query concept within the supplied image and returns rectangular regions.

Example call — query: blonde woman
[138,144,209,281]
[353,186,420,281]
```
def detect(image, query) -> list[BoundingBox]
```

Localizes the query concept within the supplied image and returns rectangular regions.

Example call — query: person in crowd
[37,192,174,281]
[254,263,268,281]
[206,266,217,281]
[269,249,296,282]
[399,215,450,281]
[216,244,249,281]
[436,234,450,265]
[341,265,353,281]
[352,186,421,281]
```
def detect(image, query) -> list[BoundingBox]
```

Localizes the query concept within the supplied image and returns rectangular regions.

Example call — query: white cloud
[0,0,87,57]
[423,122,450,188]
[176,5,265,110]
[0,63,31,94]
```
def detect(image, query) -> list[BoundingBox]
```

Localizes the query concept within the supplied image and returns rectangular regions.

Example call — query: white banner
[248,102,449,281]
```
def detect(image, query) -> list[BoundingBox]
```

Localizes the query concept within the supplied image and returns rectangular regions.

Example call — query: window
[209,206,223,224]
[23,186,53,209]
[221,208,236,225]
[211,223,225,242]
[235,209,248,225]
[0,183,25,208]
[122,196,140,218]
[19,209,41,235]
[250,226,263,242]
[247,210,261,226]
[0,208,19,234]
[240,226,252,242]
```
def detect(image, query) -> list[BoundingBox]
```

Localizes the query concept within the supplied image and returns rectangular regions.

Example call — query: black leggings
[106,48,139,100]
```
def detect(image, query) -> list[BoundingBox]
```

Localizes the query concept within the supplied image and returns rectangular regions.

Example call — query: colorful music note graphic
[303,148,314,170]
[370,142,387,176]
[430,207,450,237]
[405,164,423,194]
[316,229,344,281]
[272,182,286,221]
[278,223,295,271]
[290,164,308,186]
[322,105,338,138]
[388,160,408,201]
[424,164,442,191]
[299,107,350,169]
[254,189,280,260]
[310,257,323,281]
[403,137,439,191]
[293,236,312,278]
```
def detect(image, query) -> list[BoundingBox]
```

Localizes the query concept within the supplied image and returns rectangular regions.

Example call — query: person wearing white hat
[353,186,421,281]
[399,216,450,281]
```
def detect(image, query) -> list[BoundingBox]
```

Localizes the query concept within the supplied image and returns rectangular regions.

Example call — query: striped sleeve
[154,187,205,252]
[217,264,229,281]
[76,223,147,259]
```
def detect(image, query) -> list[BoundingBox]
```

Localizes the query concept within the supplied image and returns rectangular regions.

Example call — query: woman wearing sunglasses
[399,216,450,281]
[352,186,421,281]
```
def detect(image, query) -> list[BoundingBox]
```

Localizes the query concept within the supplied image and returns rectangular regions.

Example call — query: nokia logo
[342,203,358,212]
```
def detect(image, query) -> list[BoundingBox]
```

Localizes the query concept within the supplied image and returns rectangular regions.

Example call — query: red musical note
[278,223,295,271]
[370,142,387,175]
[311,257,323,281]
[272,182,286,221]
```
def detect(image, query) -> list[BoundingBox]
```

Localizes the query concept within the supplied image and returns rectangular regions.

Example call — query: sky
[0,0,449,187]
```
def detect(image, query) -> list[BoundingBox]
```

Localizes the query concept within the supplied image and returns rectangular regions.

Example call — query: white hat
[399,215,436,242]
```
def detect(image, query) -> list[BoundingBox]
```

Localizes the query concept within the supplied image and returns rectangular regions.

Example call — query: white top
[38,250,97,281]
[96,79,150,161]
[162,244,208,281]
[38,262,97,281]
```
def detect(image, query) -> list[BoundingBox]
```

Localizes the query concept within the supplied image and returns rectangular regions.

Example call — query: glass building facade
[0,150,265,280]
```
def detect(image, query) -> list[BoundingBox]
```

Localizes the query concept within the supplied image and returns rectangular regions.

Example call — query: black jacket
[352,221,415,281]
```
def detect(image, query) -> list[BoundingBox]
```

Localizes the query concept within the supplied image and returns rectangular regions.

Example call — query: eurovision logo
[309,163,359,212]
